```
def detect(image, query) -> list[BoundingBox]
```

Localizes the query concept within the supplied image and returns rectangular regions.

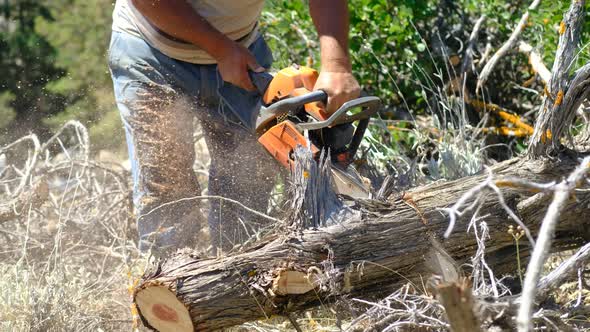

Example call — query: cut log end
[135,285,193,332]
[272,270,317,295]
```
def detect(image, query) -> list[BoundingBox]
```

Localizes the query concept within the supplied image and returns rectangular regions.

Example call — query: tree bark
[435,280,482,332]
[528,0,587,157]
[133,151,590,331]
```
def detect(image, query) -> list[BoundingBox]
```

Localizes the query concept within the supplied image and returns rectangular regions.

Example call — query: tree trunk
[134,151,590,331]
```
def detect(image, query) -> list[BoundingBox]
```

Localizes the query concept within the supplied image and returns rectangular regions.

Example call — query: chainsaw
[250,65,381,199]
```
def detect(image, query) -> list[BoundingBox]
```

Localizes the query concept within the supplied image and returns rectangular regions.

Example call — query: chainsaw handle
[264,90,328,115]
[296,96,381,131]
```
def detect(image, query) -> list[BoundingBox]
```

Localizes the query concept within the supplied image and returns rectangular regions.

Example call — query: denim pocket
[249,36,274,69]
[218,84,261,131]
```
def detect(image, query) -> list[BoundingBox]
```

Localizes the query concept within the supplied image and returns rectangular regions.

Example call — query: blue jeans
[108,31,279,254]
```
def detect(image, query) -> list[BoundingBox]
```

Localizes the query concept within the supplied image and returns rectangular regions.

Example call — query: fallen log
[134,151,590,331]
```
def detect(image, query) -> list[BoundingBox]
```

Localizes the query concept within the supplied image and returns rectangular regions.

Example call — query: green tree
[37,0,122,151]
[263,0,589,111]
[0,0,65,142]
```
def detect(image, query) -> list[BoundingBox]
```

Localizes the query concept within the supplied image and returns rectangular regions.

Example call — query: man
[108,0,360,255]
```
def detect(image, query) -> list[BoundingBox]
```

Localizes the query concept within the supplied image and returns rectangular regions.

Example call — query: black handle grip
[249,70,327,114]
[264,90,328,116]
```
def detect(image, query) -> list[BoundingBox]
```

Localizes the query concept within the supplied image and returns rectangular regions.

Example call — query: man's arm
[131,0,264,90]
[309,0,361,114]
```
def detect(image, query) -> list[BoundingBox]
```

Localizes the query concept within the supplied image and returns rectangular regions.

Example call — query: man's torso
[112,0,265,64]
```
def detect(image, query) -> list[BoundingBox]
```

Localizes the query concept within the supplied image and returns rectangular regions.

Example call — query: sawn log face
[134,152,590,331]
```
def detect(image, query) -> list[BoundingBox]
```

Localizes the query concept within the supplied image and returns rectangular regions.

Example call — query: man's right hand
[215,40,265,91]
[131,0,265,92]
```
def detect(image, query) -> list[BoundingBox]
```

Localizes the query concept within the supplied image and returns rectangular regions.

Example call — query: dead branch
[528,0,587,157]
[0,124,133,264]
[517,156,590,332]
[537,242,590,299]
[461,15,486,79]
[348,284,447,332]
[518,41,551,85]
[477,0,542,91]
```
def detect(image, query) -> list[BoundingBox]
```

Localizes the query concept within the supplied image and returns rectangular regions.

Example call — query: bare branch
[517,156,590,332]
[477,0,542,91]
[441,169,535,246]
[518,41,551,85]
[528,0,587,157]
[461,15,486,77]
[537,241,590,299]
[141,195,280,224]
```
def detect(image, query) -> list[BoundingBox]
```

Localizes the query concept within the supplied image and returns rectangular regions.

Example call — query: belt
[151,22,258,45]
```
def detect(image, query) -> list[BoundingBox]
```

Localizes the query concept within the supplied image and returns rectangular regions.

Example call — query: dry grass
[0,121,144,332]
[0,121,291,332]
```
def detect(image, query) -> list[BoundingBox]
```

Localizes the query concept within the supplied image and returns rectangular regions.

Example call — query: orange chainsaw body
[258,66,325,169]
[259,120,319,168]
[255,65,381,198]
[262,66,330,121]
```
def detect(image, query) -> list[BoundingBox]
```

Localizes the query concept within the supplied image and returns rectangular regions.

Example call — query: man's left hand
[313,70,361,115]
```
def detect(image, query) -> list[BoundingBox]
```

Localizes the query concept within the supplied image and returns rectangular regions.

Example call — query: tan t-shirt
[112,0,265,64]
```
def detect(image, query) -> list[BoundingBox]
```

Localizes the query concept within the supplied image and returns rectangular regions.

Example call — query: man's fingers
[242,54,263,90]
[248,63,266,73]
[216,43,263,91]
[325,96,336,114]
[325,93,352,114]
[247,57,265,73]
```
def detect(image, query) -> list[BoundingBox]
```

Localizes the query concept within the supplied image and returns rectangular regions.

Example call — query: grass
[0,122,143,332]
[0,260,126,331]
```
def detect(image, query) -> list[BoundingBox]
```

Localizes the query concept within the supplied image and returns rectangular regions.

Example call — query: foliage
[263,0,589,180]
[36,0,123,151]
[0,0,65,143]
[263,0,437,107]
[0,0,122,151]
[264,0,589,109]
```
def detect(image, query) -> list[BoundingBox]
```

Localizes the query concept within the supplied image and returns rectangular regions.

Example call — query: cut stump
[135,284,193,332]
